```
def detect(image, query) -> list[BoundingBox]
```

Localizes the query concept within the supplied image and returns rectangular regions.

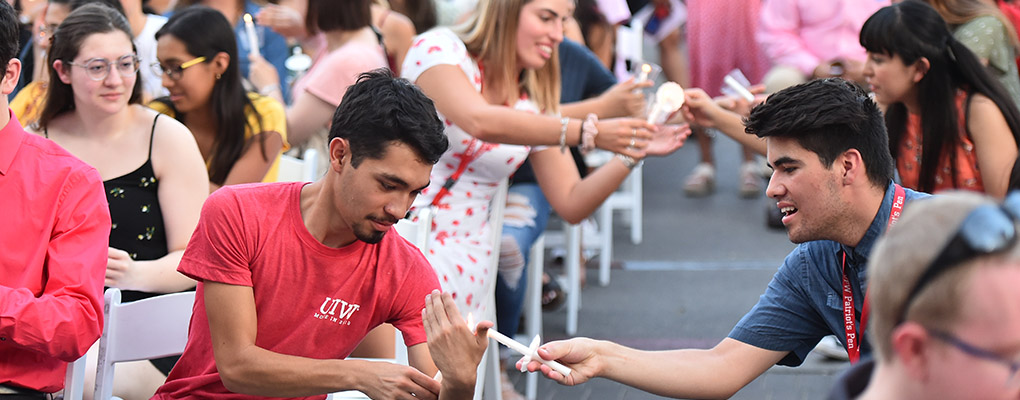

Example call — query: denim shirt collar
[839,182,897,266]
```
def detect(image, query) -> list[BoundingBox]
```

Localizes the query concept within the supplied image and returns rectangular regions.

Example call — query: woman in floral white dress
[401,0,686,315]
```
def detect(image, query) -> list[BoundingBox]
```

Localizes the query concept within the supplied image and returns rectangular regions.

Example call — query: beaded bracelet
[559,117,569,153]
[581,113,599,152]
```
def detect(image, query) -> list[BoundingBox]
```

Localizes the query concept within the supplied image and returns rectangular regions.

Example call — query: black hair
[574,0,611,52]
[746,78,895,188]
[69,0,125,15]
[861,0,1020,192]
[394,0,436,33]
[38,3,142,129]
[154,5,268,186]
[307,0,371,34]
[0,1,18,78]
[329,68,448,167]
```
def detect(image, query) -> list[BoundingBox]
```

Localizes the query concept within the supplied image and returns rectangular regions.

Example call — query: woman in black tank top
[32,3,209,394]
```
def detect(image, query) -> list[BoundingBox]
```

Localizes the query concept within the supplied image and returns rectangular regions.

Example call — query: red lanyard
[430,138,492,207]
[842,184,904,364]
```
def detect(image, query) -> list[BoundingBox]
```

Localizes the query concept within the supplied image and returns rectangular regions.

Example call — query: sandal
[541,276,566,311]
[683,162,716,197]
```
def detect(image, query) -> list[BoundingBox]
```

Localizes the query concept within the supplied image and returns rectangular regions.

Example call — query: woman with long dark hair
[861,0,1020,197]
[150,5,287,190]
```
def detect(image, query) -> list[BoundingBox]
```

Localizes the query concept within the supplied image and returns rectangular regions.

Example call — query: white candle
[243,13,261,57]
[637,63,651,83]
[467,313,572,377]
[723,75,755,102]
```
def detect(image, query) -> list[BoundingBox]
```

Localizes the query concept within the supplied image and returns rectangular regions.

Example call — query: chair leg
[477,338,502,400]
[565,224,581,336]
[524,235,544,400]
[598,204,613,287]
[630,164,643,245]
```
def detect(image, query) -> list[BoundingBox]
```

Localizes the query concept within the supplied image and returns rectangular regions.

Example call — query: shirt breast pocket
[826,290,843,311]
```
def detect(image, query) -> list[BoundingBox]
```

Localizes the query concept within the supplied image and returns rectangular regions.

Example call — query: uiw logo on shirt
[314,296,361,326]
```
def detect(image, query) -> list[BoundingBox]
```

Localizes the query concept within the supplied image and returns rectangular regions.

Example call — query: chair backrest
[394,206,434,254]
[93,288,195,400]
[614,22,644,81]
[277,148,320,182]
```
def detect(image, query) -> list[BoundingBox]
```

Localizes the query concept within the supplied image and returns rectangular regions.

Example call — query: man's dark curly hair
[329,69,449,167]
[745,78,895,188]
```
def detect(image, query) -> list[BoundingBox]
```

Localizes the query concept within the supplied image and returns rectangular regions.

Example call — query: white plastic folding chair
[63,354,88,400]
[474,179,509,400]
[521,233,545,400]
[276,148,319,182]
[93,288,195,400]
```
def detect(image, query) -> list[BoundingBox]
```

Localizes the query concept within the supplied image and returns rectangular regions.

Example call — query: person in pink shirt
[757,0,888,91]
[0,0,111,396]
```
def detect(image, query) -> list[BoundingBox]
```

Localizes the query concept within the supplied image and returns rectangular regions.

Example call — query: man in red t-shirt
[0,0,110,395]
[153,70,489,400]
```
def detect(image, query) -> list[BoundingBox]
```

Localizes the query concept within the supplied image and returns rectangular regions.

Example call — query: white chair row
[62,288,196,400]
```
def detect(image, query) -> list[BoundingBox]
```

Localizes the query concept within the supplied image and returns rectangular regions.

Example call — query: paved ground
[505,134,851,399]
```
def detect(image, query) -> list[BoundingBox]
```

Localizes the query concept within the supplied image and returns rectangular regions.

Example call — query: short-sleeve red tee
[153,182,439,399]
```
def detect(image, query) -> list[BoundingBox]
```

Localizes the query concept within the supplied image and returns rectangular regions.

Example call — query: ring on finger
[629,138,636,147]
[631,128,636,137]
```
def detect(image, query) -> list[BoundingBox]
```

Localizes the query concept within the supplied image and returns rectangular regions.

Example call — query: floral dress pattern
[402,28,541,314]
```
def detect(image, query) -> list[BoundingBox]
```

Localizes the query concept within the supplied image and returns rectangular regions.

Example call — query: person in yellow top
[10,0,74,128]
[150,5,287,191]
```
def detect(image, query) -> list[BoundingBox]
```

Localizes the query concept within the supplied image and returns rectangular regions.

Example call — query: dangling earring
[215,73,222,80]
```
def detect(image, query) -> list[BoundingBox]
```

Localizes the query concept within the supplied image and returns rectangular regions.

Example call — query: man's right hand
[355,360,442,400]
[517,337,605,386]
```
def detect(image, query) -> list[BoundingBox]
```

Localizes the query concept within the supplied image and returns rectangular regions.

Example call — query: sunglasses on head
[897,191,1020,324]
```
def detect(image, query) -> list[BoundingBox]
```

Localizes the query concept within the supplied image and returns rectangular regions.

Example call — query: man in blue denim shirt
[521,78,927,399]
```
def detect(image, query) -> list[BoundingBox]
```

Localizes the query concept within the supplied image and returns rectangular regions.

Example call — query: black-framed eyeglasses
[928,328,1020,386]
[67,54,140,81]
[151,56,206,81]
[898,191,1020,324]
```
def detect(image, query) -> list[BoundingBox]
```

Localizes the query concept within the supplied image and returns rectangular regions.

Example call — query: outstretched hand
[594,118,657,158]
[422,290,489,391]
[255,4,308,39]
[599,77,653,118]
[714,84,766,117]
[644,123,690,157]
[516,337,604,386]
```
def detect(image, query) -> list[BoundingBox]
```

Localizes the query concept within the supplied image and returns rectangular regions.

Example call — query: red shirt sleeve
[0,167,110,362]
[388,242,441,347]
[177,188,255,287]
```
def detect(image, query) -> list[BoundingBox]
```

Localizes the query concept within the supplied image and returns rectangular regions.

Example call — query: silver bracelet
[559,117,569,153]
[259,84,281,96]
[615,154,642,170]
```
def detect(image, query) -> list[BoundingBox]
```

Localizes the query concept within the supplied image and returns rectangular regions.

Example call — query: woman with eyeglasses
[33,4,208,398]
[861,1,1020,198]
[149,6,288,191]
[11,0,125,128]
